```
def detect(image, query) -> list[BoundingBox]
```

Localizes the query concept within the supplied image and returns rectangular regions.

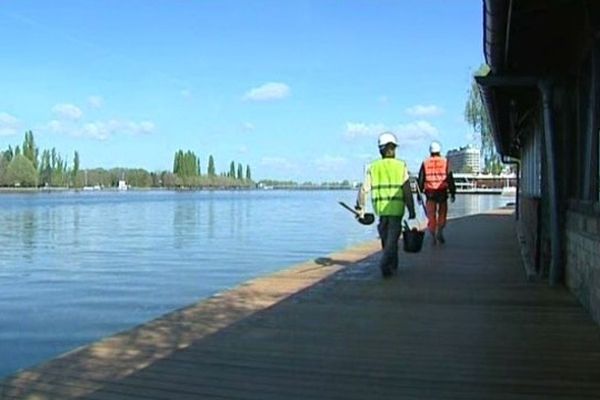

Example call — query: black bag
[402,221,424,253]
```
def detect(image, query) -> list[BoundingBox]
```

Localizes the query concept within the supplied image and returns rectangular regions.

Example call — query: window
[521,125,542,197]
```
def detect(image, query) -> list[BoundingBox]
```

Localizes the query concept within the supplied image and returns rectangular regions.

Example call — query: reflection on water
[0,191,510,378]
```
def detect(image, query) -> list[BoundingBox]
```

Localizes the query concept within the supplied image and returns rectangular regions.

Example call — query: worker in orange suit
[417,141,456,245]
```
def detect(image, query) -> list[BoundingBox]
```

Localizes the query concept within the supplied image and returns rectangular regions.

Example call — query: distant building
[446,145,480,173]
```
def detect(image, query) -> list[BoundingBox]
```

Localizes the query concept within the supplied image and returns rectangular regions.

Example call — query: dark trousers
[378,215,403,274]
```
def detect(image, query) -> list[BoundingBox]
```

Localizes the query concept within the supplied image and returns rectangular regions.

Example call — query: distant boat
[452,173,517,195]
[117,180,128,191]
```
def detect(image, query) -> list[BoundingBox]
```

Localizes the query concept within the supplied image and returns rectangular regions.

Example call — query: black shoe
[430,233,437,246]
[436,230,445,244]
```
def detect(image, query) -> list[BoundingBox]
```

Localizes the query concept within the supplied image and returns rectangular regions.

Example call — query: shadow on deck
[2,210,600,399]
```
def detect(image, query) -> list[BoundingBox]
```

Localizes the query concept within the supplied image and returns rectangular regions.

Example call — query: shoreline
[0,240,381,398]
[0,186,516,195]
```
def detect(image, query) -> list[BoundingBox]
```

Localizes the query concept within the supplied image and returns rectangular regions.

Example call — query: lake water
[0,190,512,378]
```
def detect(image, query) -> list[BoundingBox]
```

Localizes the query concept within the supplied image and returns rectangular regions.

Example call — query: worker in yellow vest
[418,141,456,245]
[356,132,416,278]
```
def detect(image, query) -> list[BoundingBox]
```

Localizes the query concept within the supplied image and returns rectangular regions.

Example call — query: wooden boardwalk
[2,209,600,399]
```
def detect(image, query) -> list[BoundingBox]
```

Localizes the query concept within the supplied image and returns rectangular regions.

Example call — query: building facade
[478,0,600,324]
[446,145,481,173]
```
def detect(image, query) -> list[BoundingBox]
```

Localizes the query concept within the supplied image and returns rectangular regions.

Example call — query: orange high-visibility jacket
[423,156,449,192]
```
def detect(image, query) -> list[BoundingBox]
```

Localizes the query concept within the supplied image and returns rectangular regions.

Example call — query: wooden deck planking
[2,209,600,399]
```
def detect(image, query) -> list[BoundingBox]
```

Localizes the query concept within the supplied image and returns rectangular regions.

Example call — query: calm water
[0,190,511,378]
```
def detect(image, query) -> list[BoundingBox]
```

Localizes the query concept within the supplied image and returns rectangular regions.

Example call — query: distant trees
[170,151,253,188]
[4,154,37,187]
[72,151,80,183]
[208,155,216,176]
[0,131,73,187]
[0,131,256,189]
[22,130,38,169]
[173,150,200,178]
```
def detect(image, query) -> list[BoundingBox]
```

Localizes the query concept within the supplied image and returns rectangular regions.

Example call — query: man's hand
[354,205,365,219]
[450,194,456,203]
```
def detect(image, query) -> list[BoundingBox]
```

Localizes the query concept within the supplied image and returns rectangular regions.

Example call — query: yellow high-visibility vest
[370,158,407,216]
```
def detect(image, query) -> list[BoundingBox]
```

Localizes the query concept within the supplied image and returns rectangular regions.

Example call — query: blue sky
[0,1,484,182]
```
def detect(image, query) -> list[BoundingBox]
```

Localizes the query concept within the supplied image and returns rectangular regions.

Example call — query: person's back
[369,158,408,217]
[423,155,449,197]
[356,132,415,277]
[418,141,455,244]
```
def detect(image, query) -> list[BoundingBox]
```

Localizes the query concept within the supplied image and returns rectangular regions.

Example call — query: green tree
[39,150,52,186]
[0,154,10,185]
[237,163,243,180]
[4,154,38,187]
[465,64,502,174]
[161,171,181,187]
[50,151,68,186]
[72,151,80,185]
[126,168,152,187]
[4,146,14,162]
[173,150,182,174]
[22,130,38,169]
[229,161,235,178]
[245,164,251,181]
[208,155,216,176]
[173,150,199,179]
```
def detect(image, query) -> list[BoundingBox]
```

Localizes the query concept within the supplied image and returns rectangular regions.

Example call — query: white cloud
[313,155,348,172]
[238,145,248,154]
[243,82,290,101]
[344,122,387,139]
[0,112,20,136]
[343,120,438,147]
[53,103,83,120]
[88,96,103,109]
[395,121,439,144]
[405,104,444,117]
[45,118,156,140]
[242,122,255,132]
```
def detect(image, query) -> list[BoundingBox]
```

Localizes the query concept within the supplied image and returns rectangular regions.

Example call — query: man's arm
[355,166,371,214]
[417,163,425,192]
[402,180,416,219]
[446,162,456,201]
[447,171,456,196]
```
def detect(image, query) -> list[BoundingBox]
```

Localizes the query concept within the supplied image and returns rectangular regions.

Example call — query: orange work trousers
[426,199,447,234]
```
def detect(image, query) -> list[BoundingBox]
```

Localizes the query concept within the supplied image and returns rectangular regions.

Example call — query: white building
[446,145,481,173]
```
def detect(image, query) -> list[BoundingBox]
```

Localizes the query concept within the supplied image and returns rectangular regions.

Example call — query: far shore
[0,186,361,193]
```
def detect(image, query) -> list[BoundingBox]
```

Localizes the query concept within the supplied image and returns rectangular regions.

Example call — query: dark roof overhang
[476,75,538,158]
[479,0,587,158]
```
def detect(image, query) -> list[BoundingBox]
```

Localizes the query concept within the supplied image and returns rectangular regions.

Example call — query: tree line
[171,149,253,188]
[0,131,254,189]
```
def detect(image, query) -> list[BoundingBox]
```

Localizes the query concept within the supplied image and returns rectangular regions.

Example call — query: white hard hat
[378,132,398,148]
[429,141,442,153]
